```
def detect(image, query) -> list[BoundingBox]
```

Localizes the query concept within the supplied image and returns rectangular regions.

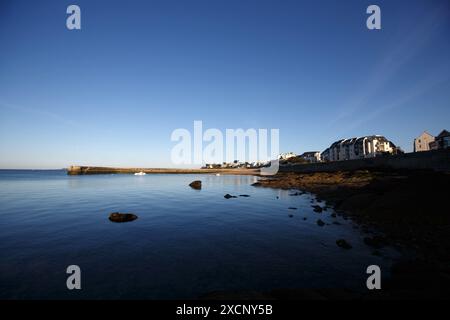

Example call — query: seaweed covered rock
[189,180,202,190]
[336,239,352,249]
[109,212,138,223]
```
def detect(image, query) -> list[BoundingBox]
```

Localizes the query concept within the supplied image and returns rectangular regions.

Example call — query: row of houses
[202,130,449,169]
[279,135,401,164]
[321,135,402,162]
[203,160,270,169]
[279,135,403,163]
[291,130,448,164]
[277,151,322,163]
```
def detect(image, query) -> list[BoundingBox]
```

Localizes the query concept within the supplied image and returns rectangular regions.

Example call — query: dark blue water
[0,170,397,299]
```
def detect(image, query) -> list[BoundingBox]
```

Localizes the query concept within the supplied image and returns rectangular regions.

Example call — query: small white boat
[216,173,221,176]
[134,172,146,176]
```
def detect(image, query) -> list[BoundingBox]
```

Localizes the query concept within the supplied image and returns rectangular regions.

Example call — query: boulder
[288,207,297,210]
[317,219,325,227]
[336,239,352,249]
[364,236,389,249]
[239,194,250,197]
[312,205,323,213]
[109,212,138,223]
[189,180,202,190]
[224,194,237,199]
[372,250,382,256]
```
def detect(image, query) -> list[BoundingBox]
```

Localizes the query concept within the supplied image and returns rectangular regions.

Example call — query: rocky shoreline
[251,169,450,299]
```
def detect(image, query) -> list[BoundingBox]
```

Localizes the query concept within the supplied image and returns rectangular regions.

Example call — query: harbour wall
[67,166,259,175]
[280,149,450,173]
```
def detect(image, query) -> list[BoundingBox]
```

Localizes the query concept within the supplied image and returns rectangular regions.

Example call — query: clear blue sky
[0,0,449,169]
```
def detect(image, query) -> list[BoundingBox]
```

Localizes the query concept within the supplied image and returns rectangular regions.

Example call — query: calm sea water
[0,170,397,299]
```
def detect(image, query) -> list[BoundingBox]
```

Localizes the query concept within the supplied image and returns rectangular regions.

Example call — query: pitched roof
[301,151,320,157]
[436,130,450,139]
[416,131,434,139]
[342,138,357,145]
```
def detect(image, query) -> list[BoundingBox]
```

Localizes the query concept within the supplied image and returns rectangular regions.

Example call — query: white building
[278,152,297,160]
[325,135,397,161]
[299,151,321,163]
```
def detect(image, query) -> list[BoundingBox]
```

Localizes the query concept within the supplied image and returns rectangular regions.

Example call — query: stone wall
[280,149,450,173]
[66,166,259,175]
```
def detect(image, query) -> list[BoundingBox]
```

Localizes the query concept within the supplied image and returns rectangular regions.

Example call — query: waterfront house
[203,163,222,169]
[278,152,297,160]
[329,139,345,161]
[325,135,397,161]
[299,151,321,163]
[414,131,435,152]
[321,148,330,162]
[429,130,450,150]
[341,138,358,160]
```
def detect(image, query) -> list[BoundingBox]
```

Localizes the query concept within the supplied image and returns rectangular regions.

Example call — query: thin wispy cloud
[329,4,449,134]
[0,101,79,128]
[341,63,450,133]
[0,101,121,138]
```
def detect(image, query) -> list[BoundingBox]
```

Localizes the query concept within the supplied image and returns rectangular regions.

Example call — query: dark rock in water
[224,194,237,199]
[312,205,323,213]
[364,236,388,249]
[239,194,250,197]
[336,239,352,249]
[109,212,138,223]
[189,180,202,190]
[288,207,297,210]
[361,226,370,233]
[276,196,279,199]
[288,214,294,218]
[331,213,337,218]
[251,182,261,187]
[316,219,325,227]
[372,250,382,256]
[303,217,307,220]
